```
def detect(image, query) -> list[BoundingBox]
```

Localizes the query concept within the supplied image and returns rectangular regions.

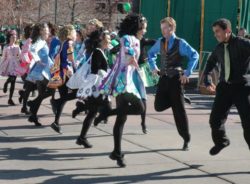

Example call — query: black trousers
[210,82,250,149]
[54,83,77,124]
[79,96,111,138]
[154,76,190,143]
[112,93,145,158]
[30,79,54,116]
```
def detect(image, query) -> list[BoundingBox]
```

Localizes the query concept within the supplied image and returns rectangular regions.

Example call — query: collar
[162,33,176,44]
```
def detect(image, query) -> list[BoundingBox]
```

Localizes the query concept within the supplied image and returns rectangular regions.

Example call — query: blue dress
[49,36,61,60]
[26,39,53,82]
[59,39,74,78]
[99,35,146,100]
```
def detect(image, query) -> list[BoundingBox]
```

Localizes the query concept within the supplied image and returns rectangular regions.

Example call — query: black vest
[160,37,184,77]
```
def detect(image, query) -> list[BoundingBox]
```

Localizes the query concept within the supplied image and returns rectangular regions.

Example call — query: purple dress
[0,44,21,76]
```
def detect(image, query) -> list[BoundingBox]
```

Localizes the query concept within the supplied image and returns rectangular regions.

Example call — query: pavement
[0,77,249,184]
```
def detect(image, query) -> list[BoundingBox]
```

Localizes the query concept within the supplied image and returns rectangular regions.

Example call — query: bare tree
[0,0,132,30]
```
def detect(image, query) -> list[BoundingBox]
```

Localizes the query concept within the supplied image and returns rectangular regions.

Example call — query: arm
[122,35,136,56]
[179,39,199,77]
[203,51,218,88]
[1,46,7,62]
[122,35,139,68]
[147,38,161,71]
[30,40,46,63]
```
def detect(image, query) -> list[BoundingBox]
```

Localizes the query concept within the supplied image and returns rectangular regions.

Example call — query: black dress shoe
[8,99,15,106]
[72,108,79,118]
[50,122,62,134]
[28,115,42,126]
[182,141,189,151]
[94,113,107,127]
[209,141,230,156]
[76,137,92,148]
[141,123,147,134]
[109,152,126,168]
[21,107,30,115]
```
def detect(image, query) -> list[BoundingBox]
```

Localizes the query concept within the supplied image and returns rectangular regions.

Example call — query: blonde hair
[58,25,75,42]
[160,17,176,30]
[88,19,103,29]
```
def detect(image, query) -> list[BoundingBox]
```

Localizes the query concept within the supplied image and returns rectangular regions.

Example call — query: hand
[152,69,160,76]
[67,70,73,77]
[67,68,73,77]
[179,75,189,85]
[206,83,216,93]
[129,57,139,69]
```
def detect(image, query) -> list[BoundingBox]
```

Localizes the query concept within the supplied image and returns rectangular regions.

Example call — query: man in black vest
[204,18,250,155]
[148,17,199,150]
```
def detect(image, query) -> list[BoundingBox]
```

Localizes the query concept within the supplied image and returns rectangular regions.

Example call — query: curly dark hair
[47,22,58,36]
[85,27,109,54]
[76,30,84,42]
[23,24,33,39]
[118,13,147,37]
[30,23,48,44]
[6,30,17,44]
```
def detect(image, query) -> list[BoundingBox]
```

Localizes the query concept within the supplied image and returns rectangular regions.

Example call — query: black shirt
[204,34,250,86]
[91,48,108,74]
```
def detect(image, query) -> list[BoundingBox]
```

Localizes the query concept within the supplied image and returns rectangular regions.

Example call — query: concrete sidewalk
[0,78,249,184]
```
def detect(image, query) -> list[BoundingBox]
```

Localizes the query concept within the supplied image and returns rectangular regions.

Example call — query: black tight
[4,76,17,100]
[112,93,145,158]
[79,96,111,139]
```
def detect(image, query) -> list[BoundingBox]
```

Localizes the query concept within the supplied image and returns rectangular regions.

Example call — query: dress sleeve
[122,35,135,56]
[1,46,7,62]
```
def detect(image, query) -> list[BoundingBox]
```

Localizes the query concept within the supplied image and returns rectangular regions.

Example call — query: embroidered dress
[0,44,21,76]
[76,48,109,99]
[59,39,75,78]
[99,35,146,99]
[26,39,53,82]
[15,38,33,76]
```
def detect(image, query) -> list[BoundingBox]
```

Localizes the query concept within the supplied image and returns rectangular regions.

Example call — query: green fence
[141,0,246,52]
[240,0,250,33]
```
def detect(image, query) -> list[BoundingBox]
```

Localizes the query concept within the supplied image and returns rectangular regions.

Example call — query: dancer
[26,23,54,126]
[99,14,148,167]
[50,25,77,133]
[72,19,104,118]
[204,18,250,155]
[138,37,156,134]
[74,30,84,59]
[148,17,199,150]
[17,24,37,114]
[75,28,112,146]
[0,30,21,105]
[48,22,61,60]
